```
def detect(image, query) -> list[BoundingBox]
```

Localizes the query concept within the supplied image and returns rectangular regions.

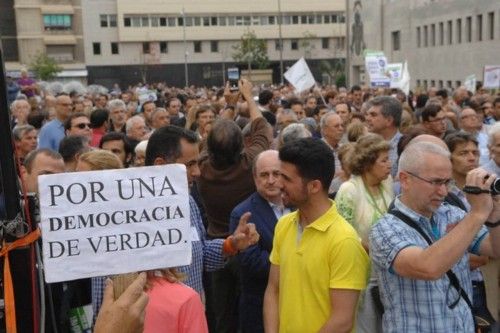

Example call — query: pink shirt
[143,279,208,333]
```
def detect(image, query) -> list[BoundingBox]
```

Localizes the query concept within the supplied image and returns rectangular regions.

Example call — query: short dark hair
[141,100,155,113]
[99,132,133,156]
[64,112,88,131]
[421,103,442,122]
[351,85,362,93]
[145,125,198,166]
[58,135,91,163]
[23,149,63,173]
[436,89,448,99]
[90,108,109,128]
[279,138,334,192]
[207,119,243,169]
[368,96,402,127]
[288,98,303,108]
[444,131,478,153]
[258,90,273,106]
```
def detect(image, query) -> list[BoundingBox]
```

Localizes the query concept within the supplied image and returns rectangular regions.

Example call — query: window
[160,17,167,26]
[211,17,217,26]
[301,15,307,24]
[416,79,421,87]
[438,80,443,88]
[210,41,218,52]
[109,15,117,27]
[150,16,159,27]
[177,17,184,26]
[185,17,193,26]
[100,14,108,27]
[488,12,495,40]
[447,80,452,88]
[43,14,72,31]
[477,14,482,41]
[466,16,472,42]
[142,42,150,54]
[392,31,400,51]
[417,27,421,47]
[219,17,226,26]
[132,16,141,27]
[439,22,443,45]
[160,41,168,53]
[269,16,276,25]
[457,18,462,43]
[322,38,329,49]
[124,17,131,27]
[111,42,119,54]
[228,16,235,26]
[194,41,202,53]
[275,39,282,50]
[455,80,461,88]
[203,17,210,26]
[292,16,299,25]
[447,20,453,44]
[291,39,298,50]
[324,15,330,24]
[431,24,435,46]
[141,16,149,27]
[93,42,101,55]
[423,25,428,47]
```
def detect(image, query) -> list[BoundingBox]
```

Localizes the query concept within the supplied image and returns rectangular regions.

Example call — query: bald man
[229,150,290,333]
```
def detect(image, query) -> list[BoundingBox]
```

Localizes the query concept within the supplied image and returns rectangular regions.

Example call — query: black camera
[491,177,500,195]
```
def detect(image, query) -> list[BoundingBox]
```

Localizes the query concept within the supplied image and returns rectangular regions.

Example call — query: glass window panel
[109,15,117,27]
[167,17,176,26]
[219,17,226,26]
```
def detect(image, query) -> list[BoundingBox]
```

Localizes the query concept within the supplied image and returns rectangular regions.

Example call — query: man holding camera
[370,141,500,333]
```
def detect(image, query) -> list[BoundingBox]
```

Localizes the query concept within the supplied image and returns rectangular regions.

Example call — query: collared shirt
[268,202,291,220]
[370,197,488,333]
[92,196,225,322]
[270,201,369,333]
[388,131,403,178]
[38,118,65,151]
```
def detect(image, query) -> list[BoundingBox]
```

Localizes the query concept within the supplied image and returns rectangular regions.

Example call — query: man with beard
[264,138,369,333]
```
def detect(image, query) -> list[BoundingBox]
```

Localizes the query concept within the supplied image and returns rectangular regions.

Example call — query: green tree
[300,31,317,59]
[232,30,269,78]
[29,53,62,81]
[319,60,346,87]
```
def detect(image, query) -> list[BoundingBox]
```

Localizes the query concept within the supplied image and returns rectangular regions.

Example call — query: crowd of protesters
[5,71,500,333]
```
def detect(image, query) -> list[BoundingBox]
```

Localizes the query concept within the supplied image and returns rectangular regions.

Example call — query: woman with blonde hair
[335,133,394,333]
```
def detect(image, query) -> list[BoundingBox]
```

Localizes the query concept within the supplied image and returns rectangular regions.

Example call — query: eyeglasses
[406,171,452,188]
[74,123,91,129]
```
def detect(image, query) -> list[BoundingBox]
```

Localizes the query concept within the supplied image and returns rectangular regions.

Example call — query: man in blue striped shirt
[370,141,500,333]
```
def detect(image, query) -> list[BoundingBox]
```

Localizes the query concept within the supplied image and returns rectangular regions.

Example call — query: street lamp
[277,0,284,85]
[181,8,189,87]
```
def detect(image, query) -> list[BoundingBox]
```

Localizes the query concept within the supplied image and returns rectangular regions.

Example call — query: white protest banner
[483,65,500,89]
[387,63,403,88]
[284,57,316,93]
[400,62,411,96]
[464,74,476,94]
[38,164,192,283]
[364,51,390,87]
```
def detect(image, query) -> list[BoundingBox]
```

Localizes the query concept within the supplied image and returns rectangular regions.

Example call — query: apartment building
[5,0,87,81]
[82,0,347,87]
[347,0,500,90]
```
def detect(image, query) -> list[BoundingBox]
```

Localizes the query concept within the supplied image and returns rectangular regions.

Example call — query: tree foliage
[232,30,270,71]
[29,53,62,81]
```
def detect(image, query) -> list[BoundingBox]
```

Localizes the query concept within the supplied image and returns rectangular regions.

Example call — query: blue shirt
[38,118,65,151]
[482,159,500,176]
[92,196,225,322]
[369,197,488,333]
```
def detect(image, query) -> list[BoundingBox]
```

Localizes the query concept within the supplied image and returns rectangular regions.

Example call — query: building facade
[4,0,87,81]
[347,0,500,90]
[82,0,347,87]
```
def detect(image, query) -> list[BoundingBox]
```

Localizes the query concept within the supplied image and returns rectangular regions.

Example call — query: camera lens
[491,178,500,195]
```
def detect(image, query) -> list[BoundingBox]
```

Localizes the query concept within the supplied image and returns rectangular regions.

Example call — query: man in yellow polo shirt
[264,138,369,333]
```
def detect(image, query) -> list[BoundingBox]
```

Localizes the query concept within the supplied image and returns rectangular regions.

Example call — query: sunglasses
[74,123,91,129]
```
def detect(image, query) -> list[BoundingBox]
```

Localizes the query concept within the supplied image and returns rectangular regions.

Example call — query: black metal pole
[0,41,37,333]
